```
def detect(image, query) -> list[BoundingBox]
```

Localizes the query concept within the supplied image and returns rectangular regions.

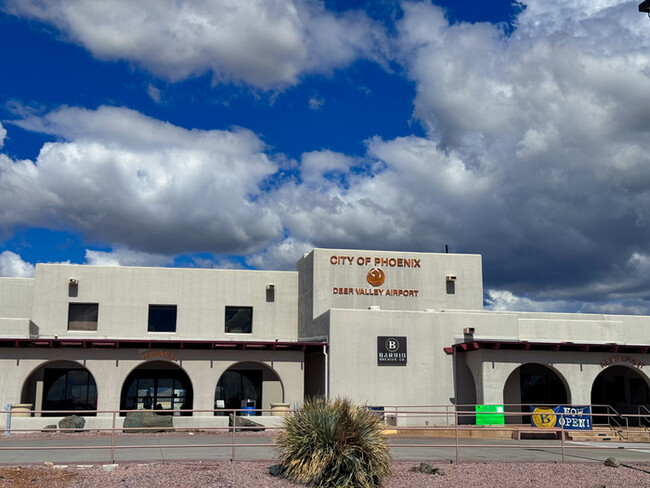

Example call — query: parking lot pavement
[1,434,649,465]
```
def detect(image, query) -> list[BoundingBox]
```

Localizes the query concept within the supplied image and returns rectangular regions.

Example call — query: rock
[58,415,85,432]
[43,462,53,467]
[411,463,441,475]
[123,411,173,433]
[43,424,57,431]
[604,456,620,468]
[228,413,265,432]
[269,464,286,477]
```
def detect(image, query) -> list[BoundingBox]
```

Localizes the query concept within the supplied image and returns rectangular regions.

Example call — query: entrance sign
[377,336,407,366]
[475,405,505,425]
[530,406,592,430]
[600,356,644,369]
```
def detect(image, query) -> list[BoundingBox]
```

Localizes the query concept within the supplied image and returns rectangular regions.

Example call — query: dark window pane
[43,369,97,415]
[68,303,98,331]
[148,305,177,332]
[120,368,193,416]
[225,306,252,334]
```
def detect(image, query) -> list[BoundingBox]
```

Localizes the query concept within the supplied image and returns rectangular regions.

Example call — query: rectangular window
[148,305,177,333]
[68,303,98,331]
[225,306,252,334]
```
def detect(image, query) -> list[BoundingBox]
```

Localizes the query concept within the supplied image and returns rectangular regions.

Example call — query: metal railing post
[454,410,459,463]
[110,410,116,464]
[231,409,236,461]
[3,404,10,437]
[560,413,566,463]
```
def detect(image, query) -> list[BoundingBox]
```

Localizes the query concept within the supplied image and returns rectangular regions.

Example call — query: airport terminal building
[0,248,648,426]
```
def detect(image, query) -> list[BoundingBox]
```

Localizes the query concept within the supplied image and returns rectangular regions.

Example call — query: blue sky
[2,0,650,314]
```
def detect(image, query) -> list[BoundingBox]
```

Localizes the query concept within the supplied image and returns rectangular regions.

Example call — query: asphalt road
[0,434,649,465]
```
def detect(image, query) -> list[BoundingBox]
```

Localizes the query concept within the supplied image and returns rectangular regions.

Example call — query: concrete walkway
[1,434,649,465]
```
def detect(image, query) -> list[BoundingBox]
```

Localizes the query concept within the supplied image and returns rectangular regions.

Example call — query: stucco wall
[0,348,304,415]
[0,277,34,319]
[31,264,298,341]
[298,249,484,325]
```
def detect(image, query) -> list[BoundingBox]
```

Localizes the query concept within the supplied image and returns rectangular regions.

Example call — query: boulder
[43,424,57,431]
[123,411,173,433]
[229,413,265,432]
[268,464,287,478]
[58,415,85,432]
[410,463,443,475]
[604,456,620,468]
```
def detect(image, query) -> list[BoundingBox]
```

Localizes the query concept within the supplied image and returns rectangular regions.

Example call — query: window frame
[224,306,253,334]
[147,304,178,333]
[67,303,99,331]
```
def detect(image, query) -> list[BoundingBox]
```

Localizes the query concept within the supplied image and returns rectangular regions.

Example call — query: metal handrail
[637,404,650,428]
[1,404,647,465]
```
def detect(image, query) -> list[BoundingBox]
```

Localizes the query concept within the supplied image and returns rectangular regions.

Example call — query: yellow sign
[531,407,557,428]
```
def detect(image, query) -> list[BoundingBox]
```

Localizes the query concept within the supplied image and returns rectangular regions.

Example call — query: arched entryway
[455,361,477,425]
[21,360,98,416]
[591,366,650,426]
[503,363,569,424]
[215,361,283,415]
[120,361,193,416]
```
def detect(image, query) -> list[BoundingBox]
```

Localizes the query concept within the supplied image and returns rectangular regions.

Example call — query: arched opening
[591,366,650,426]
[21,360,98,417]
[120,361,193,416]
[503,363,569,424]
[215,361,283,415]
[455,360,477,425]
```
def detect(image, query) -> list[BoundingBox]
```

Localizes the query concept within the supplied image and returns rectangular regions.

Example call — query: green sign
[475,405,505,425]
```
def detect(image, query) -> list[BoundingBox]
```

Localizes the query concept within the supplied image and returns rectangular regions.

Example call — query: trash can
[240,399,256,416]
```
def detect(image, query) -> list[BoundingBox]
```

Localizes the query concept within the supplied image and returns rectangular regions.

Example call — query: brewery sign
[377,336,407,366]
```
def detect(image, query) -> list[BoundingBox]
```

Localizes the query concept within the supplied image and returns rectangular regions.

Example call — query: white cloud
[0,122,6,149]
[2,0,388,89]
[300,150,354,185]
[484,289,574,312]
[0,251,35,277]
[308,96,325,110]
[146,84,162,103]
[84,248,173,267]
[246,237,314,270]
[3,106,282,254]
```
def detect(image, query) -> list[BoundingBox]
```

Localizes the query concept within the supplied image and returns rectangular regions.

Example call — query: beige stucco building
[1,248,648,428]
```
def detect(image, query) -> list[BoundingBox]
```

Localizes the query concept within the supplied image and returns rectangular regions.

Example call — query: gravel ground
[1,461,649,488]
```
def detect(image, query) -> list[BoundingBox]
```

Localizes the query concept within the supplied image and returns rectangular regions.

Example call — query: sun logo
[366,267,385,287]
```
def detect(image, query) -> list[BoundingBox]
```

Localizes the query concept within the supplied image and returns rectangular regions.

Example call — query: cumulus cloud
[84,248,173,267]
[359,0,650,310]
[3,0,650,313]
[0,122,6,148]
[2,106,282,254]
[246,236,314,270]
[2,0,388,88]
[0,251,35,277]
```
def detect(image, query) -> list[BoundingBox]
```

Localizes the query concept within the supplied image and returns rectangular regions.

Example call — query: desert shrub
[275,397,391,487]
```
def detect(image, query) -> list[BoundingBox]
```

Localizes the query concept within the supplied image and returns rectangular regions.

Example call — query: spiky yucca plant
[275,397,391,488]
